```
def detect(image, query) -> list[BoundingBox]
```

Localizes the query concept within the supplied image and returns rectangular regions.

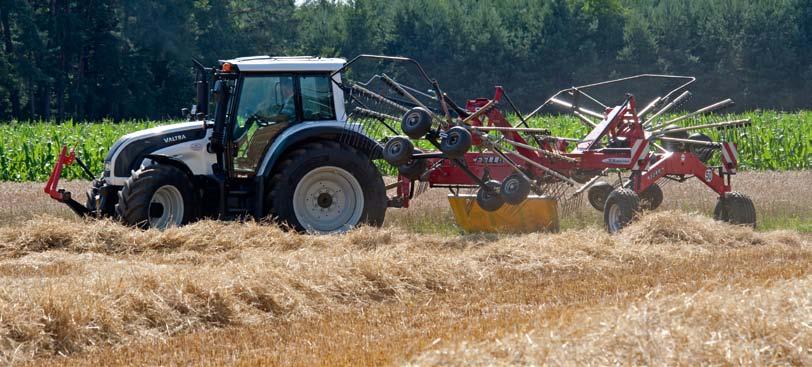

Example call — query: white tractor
[46,56,388,233]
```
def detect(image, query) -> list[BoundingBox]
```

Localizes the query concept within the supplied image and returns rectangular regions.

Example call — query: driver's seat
[234,122,290,174]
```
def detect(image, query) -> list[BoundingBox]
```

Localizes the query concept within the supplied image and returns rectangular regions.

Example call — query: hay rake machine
[335,55,755,233]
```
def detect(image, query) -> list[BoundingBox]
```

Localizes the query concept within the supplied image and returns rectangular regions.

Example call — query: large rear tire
[116,165,198,229]
[267,141,386,233]
[603,188,640,233]
[713,192,756,227]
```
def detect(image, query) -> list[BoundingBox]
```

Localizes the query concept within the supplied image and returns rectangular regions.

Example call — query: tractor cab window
[232,75,296,174]
[300,75,336,121]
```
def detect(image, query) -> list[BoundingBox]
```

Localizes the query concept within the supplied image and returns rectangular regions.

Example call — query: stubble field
[0,172,810,365]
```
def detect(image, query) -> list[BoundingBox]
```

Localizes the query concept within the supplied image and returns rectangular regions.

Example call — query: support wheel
[604,188,640,233]
[401,107,433,139]
[661,124,689,152]
[440,126,472,159]
[398,149,427,180]
[268,141,386,233]
[476,180,504,212]
[713,192,756,227]
[639,183,664,210]
[116,164,198,229]
[382,136,414,166]
[500,174,530,205]
[587,182,614,211]
[688,133,714,163]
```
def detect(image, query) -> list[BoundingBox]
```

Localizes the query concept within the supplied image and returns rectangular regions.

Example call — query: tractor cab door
[228,73,337,177]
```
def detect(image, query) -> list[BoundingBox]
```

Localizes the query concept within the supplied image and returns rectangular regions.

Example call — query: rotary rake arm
[336,55,754,232]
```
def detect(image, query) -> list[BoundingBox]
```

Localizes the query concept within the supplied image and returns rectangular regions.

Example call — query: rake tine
[654,99,735,128]
[643,90,691,127]
[637,96,662,119]
[651,119,751,136]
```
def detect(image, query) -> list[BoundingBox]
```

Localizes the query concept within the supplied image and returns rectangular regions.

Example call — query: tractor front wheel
[268,141,386,233]
[604,188,640,233]
[116,164,198,229]
[713,192,756,227]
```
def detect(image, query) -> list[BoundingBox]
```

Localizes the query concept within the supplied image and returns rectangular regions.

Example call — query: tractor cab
[207,56,348,176]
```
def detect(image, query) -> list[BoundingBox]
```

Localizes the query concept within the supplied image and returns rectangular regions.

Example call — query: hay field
[0,172,810,365]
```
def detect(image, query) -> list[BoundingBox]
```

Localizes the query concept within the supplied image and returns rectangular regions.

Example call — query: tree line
[0,0,809,122]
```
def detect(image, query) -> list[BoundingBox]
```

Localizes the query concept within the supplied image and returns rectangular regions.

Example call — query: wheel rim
[607,203,622,232]
[149,185,184,229]
[293,166,364,233]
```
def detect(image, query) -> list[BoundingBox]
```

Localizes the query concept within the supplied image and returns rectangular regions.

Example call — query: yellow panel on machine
[447,195,559,233]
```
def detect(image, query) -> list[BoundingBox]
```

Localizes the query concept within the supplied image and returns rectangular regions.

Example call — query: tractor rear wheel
[604,188,640,233]
[713,192,756,227]
[116,164,198,229]
[639,183,664,210]
[587,182,614,211]
[268,141,386,233]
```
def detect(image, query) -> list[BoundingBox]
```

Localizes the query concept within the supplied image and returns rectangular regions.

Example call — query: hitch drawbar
[44,145,91,216]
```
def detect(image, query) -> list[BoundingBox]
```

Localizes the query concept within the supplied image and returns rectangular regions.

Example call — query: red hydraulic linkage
[44,145,75,201]
[44,145,91,215]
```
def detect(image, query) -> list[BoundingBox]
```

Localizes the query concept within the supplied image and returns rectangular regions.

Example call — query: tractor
[46,56,389,233]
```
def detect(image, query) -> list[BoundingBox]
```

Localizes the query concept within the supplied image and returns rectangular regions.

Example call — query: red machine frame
[394,86,739,207]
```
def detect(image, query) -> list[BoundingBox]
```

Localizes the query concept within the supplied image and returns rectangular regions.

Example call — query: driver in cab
[232,77,297,172]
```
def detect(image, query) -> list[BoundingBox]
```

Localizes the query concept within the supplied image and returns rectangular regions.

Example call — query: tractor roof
[221,56,346,72]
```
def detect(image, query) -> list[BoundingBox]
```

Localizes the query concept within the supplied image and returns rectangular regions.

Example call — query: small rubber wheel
[401,107,433,139]
[688,133,714,163]
[661,124,689,152]
[639,183,664,210]
[713,192,756,227]
[440,126,472,159]
[500,174,531,205]
[476,180,504,212]
[604,188,640,233]
[398,149,427,180]
[587,182,614,211]
[382,136,414,166]
[116,164,198,229]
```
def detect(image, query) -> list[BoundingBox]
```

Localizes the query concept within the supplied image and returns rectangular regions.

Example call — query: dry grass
[0,213,803,365]
[0,173,809,365]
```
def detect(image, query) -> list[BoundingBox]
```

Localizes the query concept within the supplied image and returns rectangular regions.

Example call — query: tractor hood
[104,121,209,179]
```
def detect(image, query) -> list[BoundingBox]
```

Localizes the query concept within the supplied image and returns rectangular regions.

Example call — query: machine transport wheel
[440,126,472,159]
[639,183,664,210]
[401,107,433,139]
[587,182,614,211]
[713,192,756,227]
[116,164,198,229]
[398,149,427,180]
[661,124,689,152]
[476,180,504,212]
[382,136,414,166]
[687,133,714,163]
[603,188,640,233]
[268,141,386,233]
[500,174,531,205]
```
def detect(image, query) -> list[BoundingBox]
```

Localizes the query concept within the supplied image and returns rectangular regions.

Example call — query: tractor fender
[256,121,382,178]
[142,154,195,177]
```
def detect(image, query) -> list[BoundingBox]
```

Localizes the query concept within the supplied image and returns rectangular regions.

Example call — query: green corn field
[0,111,809,181]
